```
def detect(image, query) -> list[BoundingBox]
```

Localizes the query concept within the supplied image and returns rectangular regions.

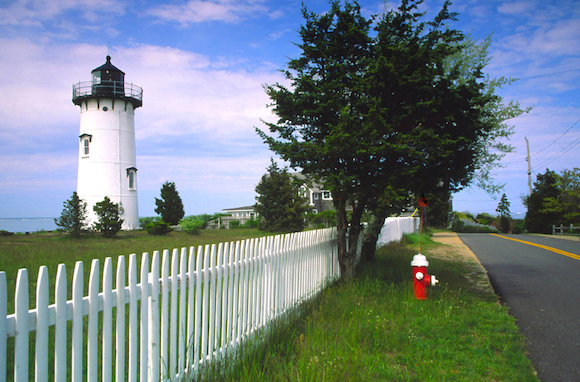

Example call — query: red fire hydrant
[411,254,438,300]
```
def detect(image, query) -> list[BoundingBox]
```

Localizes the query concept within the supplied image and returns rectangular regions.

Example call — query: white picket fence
[376,217,420,247]
[0,227,338,382]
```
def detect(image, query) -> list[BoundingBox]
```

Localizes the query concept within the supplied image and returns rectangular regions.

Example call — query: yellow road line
[490,233,580,261]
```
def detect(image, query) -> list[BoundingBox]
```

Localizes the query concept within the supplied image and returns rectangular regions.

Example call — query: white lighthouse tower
[72,56,142,230]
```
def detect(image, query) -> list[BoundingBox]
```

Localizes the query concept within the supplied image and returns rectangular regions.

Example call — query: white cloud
[497,1,535,15]
[146,0,269,25]
[0,0,126,26]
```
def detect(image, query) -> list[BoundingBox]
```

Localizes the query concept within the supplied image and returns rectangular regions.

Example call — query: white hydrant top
[411,254,429,267]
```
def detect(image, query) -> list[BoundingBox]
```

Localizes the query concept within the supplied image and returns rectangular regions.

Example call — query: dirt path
[427,231,496,298]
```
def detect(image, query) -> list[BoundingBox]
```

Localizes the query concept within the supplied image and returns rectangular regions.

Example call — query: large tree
[524,169,561,233]
[254,160,310,232]
[155,181,185,225]
[258,0,523,279]
[54,191,88,237]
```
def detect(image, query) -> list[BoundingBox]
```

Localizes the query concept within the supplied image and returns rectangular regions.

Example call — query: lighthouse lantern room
[72,56,142,230]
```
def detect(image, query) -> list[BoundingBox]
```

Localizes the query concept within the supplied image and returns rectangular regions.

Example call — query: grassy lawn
[212,235,538,382]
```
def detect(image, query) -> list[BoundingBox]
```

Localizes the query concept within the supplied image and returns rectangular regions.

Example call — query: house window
[313,193,320,200]
[126,167,137,190]
[322,191,331,199]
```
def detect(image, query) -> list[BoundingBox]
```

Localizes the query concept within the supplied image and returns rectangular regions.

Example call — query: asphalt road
[458,234,580,382]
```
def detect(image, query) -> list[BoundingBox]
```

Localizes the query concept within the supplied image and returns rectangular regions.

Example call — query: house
[292,173,334,214]
[207,206,258,229]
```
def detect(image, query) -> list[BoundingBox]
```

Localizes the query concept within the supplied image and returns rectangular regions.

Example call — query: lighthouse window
[83,138,90,156]
[127,168,137,190]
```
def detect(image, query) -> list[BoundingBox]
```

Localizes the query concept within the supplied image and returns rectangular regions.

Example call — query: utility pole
[525,137,532,195]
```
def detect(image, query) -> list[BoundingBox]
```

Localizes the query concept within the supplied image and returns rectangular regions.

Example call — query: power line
[517,68,580,80]
[534,135,580,169]
[530,117,580,158]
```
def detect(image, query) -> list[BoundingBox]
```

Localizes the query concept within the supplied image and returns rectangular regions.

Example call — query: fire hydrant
[411,254,438,300]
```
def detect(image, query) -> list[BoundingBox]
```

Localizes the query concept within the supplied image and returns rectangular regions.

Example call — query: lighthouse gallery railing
[72,81,143,104]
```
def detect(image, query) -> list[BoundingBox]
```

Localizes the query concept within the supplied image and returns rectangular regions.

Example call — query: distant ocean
[0,218,58,233]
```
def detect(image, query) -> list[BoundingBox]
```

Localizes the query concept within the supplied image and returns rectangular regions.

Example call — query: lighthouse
[72,56,142,230]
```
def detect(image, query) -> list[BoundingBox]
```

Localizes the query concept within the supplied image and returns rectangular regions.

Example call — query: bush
[243,219,260,229]
[179,216,206,235]
[145,221,172,235]
[139,216,161,230]
[229,220,240,228]
[93,196,123,238]
[0,230,14,237]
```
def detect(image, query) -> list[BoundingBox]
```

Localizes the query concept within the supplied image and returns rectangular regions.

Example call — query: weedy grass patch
[207,240,538,382]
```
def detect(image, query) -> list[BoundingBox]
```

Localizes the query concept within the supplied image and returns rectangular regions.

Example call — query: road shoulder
[428,231,496,298]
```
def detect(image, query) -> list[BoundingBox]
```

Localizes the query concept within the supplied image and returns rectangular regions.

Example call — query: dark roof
[92,55,125,75]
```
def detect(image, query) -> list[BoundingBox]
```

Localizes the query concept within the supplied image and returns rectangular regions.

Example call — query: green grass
[204,240,538,382]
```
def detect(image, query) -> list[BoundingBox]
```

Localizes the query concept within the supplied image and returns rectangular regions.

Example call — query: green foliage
[254,160,310,233]
[155,181,185,225]
[93,196,123,238]
[54,191,88,237]
[476,212,495,226]
[500,216,511,234]
[242,219,259,229]
[145,221,172,235]
[139,216,161,230]
[524,169,561,233]
[179,216,206,234]
[179,213,229,234]
[257,0,525,277]
[307,210,337,228]
[496,193,511,218]
[0,230,14,237]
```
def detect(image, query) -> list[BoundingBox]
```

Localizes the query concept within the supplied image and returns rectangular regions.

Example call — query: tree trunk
[334,197,366,281]
[360,210,388,262]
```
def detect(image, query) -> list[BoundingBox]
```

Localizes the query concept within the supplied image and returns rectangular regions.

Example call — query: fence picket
[140,253,149,382]
[169,248,178,377]
[149,252,160,382]
[193,246,203,372]
[128,254,138,382]
[14,269,28,382]
[1,226,380,382]
[178,248,187,379]
[87,259,99,382]
[200,245,210,366]
[102,258,113,382]
[186,247,195,372]
[35,266,48,382]
[115,257,126,382]
[54,264,67,382]
[160,249,169,378]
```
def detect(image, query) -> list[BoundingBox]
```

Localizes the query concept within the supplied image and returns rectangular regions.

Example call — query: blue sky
[1,0,579,219]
